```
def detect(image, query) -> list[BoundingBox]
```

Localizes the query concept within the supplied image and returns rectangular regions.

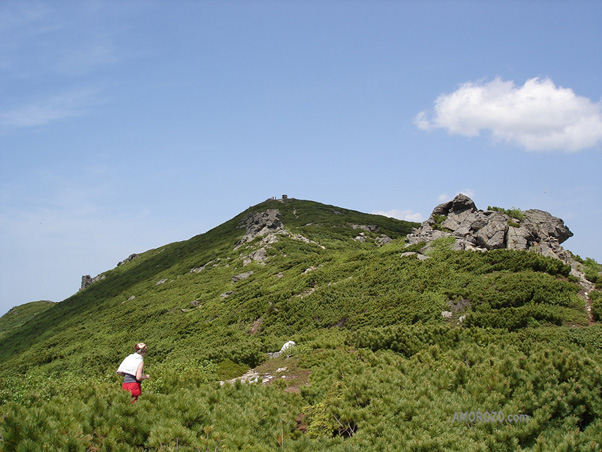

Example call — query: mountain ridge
[0,197,418,366]
[1,196,601,451]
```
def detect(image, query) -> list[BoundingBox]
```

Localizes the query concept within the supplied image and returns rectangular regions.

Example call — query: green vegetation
[583,258,601,284]
[1,198,601,450]
[488,205,526,222]
[0,300,56,341]
[592,291,602,322]
[431,214,452,232]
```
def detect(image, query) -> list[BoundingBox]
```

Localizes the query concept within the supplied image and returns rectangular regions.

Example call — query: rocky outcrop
[405,194,602,315]
[406,194,573,254]
[405,194,598,289]
[80,274,105,291]
[235,209,285,249]
[117,253,138,267]
[235,210,324,268]
[81,253,139,291]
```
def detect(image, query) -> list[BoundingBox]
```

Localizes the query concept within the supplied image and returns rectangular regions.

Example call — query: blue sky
[1,0,601,315]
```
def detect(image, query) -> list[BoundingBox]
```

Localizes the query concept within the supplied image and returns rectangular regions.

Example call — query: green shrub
[583,258,601,284]
[591,291,602,322]
[488,206,526,221]
[432,214,447,231]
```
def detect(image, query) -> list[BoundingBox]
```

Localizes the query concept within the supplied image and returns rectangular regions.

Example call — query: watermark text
[452,411,530,424]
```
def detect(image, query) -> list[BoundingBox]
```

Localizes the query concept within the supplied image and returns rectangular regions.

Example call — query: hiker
[116,342,150,402]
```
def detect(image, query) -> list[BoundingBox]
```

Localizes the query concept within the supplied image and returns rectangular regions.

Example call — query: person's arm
[135,361,149,381]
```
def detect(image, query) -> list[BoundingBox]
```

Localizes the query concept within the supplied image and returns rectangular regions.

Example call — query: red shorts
[122,382,142,402]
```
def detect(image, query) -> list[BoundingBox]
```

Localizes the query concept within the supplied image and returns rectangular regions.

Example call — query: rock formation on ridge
[406,194,573,252]
[405,194,594,291]
[234,209,285,249]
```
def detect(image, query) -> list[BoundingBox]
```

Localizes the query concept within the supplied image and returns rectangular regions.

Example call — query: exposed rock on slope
[405,194,593,291]
[235,209,324,268]
[235,209,285,249]
[80,274,106,291]
[406,194,573,253]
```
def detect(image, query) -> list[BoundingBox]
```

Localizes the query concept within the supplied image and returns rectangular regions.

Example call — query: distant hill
[0,197,601,451]
[0,300,55,341]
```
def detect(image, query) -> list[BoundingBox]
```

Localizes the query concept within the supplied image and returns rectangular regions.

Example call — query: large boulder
[406,194,573,253]
[430,193,476,218]
[506,225,536,250]
[522,209,573,244]
[474,212,509,249]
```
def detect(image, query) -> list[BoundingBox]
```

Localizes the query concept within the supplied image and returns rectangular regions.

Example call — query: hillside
[0,300,55,341]
[1,197,601,451]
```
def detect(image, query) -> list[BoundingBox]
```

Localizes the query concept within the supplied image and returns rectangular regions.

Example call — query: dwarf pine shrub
[591,290,602,322]
[584,258,601,284]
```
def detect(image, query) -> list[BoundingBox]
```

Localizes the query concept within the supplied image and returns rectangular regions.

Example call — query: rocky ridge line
[405,194,594,293]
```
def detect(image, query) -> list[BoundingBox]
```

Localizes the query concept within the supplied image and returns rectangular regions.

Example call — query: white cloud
[372,209,424,222]
[415,77,602,152]
[0,88,98,131]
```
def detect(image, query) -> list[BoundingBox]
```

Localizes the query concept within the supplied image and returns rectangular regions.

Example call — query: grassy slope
[1,198,601,451]
[0,198,418,373]
[0,300,56,341]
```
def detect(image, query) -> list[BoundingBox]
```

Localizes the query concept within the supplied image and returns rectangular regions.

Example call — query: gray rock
[80,274,106,291]
[475,212,508,249]
[235,210,284,249]
[232,271,253,282]
[190,260,215,273]
[303,265,320,274]
[375,235,393,246]
[400,251,431,261]
[506,225,534,250]
[452,239,486,252]
[80,275,93,290]
[522,209,573,244]
[407,194,573,254]
[405,194,595,302]
[243,247,268,266]
[431,193,476,218]
[117,253,139,267]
